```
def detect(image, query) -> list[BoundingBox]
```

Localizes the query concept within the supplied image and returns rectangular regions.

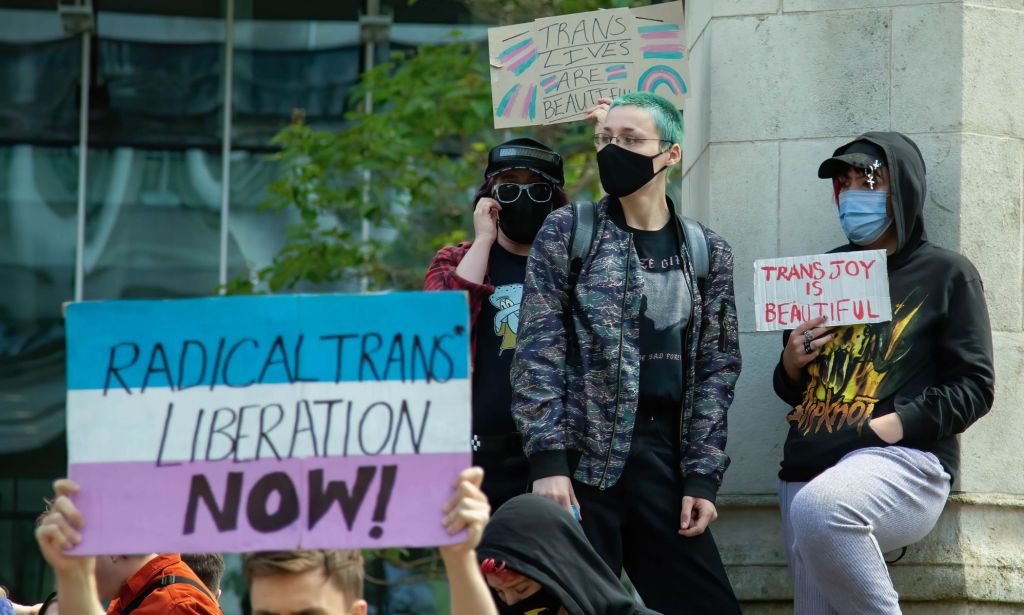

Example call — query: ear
[666,143,682,167]
[350,599,369,615]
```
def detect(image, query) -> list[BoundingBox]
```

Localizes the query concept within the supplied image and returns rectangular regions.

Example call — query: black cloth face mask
[495,586,563,615]
[495,185,554,244]
[597,143,669,198]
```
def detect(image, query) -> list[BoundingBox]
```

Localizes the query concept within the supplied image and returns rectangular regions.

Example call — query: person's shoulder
[155,584,219,615]
[915,242,983,283]
[685,220,735,262]
[535,203,576,242]
[546,203,576,229]
[147,562,220,615]
[697,223,731,251]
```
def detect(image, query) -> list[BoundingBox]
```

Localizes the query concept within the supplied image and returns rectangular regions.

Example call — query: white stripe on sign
[67,378,471,464]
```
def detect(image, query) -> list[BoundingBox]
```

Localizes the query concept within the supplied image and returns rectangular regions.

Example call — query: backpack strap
[568,201,597,290]
[120,575,216,615]
[571,202,708,282]
[681,215,710,281]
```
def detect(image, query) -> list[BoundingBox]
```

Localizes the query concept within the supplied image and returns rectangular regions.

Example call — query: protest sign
[488,1,687,128]
[64,292,470,555]
[753,250,892,331]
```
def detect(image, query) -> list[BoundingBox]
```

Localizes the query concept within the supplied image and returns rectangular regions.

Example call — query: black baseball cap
[817,139,888,178]
[485,138,565,187]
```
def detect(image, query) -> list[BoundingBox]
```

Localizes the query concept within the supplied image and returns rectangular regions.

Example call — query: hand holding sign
[35,479,89,574]
[440,467,490,555]
[780,316,836,383]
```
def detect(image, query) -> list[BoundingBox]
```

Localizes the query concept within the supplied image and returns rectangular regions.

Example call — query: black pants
[474,450,530,513]
[572,412,741,615]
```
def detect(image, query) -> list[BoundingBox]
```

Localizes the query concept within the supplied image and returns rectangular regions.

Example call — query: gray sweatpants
[778,446,951,615]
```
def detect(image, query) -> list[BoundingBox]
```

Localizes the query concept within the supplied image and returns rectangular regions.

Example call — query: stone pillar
[680,1,1024,612]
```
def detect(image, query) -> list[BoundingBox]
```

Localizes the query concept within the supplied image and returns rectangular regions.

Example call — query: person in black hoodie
[773,132,995,614]
[476,494,658,615]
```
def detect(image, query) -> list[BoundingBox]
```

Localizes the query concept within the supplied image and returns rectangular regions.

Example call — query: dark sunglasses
[492,182,553,204]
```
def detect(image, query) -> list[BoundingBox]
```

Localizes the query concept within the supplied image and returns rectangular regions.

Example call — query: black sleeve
[894,277,995,440]
[772,331,805,406]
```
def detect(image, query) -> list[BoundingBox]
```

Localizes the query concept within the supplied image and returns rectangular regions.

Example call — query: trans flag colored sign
[65,292,470,554]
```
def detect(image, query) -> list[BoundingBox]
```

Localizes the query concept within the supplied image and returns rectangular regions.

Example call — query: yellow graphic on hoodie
[787,295,924,436]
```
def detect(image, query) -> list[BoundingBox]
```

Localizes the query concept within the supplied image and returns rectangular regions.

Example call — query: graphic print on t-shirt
[631,222,690,411]
[787,291,926,436]
[638,252,688,346]
[489,283,523,354]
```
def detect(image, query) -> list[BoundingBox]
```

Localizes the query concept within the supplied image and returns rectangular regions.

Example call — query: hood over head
[477,494,658,615]
[819,131,928,263]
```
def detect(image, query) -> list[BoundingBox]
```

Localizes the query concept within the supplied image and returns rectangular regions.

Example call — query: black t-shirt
[627,218,691,413]
[472,242,528,437]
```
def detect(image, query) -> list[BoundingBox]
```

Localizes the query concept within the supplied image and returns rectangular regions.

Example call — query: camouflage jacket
[510,197,741,501]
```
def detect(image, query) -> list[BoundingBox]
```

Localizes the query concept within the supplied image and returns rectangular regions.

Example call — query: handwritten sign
[753,251,892,331]
[488,1,687,128]
[65,292,470,555]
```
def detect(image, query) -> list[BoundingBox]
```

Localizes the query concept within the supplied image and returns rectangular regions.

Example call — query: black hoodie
[476,494,659,615]
[773,131,995,482]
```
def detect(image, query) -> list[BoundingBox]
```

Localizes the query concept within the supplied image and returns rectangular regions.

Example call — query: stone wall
[679,1,1024,611]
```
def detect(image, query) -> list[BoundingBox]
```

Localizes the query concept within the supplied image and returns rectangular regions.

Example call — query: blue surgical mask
[838,190,892,245]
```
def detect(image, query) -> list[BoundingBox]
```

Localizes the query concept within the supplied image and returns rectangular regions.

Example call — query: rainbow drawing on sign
[638,23,680,40]
[541,75,560,94]
[606,65,627,81]
[642,44,684,60]
[496,83,536,120]
[521,84,537,121]
[498,37,538,76]
[638,65,687,96]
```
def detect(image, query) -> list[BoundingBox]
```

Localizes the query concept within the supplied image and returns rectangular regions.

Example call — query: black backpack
[567,200,710,291]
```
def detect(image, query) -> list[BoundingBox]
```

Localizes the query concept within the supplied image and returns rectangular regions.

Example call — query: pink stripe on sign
[506,48,536,73]
[67,453,470,555]
[642,44,685,53]
[641,31,679,40]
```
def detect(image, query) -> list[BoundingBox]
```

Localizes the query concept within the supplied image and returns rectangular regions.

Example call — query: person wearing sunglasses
[425,138,568,511]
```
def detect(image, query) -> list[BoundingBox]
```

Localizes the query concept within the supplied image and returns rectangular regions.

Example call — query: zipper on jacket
[679,235,697,458]
[600,232,633,490]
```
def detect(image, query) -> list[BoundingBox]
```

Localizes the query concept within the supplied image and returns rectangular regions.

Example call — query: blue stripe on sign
[66,291,470,391]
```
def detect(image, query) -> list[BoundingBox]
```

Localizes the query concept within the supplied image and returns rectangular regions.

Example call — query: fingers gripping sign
[35,479,94,575]
[781,316,836,382]
[584,96,614,130]
[441,467,491,554]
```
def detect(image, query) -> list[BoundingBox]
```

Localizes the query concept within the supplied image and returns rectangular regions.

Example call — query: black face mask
[495,586,563,615]
[496,194,554,245]
[597,143,669,198]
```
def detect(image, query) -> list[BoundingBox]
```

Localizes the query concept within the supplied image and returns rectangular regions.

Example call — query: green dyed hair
[608,92,684,147]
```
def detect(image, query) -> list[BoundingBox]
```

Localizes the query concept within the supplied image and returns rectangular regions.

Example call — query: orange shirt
[107,554,221,615]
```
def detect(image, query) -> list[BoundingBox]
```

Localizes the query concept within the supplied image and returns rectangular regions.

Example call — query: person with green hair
[511,92,742,612]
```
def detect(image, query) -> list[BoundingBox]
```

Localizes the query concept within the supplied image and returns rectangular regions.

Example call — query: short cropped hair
[609,92,684,147]
[243,550,364,601]
[182,553,225,595]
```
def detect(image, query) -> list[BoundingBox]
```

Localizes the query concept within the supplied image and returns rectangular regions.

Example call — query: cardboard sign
[488,1,687,128]
[753,251,892,331]
[64,292,470,555]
